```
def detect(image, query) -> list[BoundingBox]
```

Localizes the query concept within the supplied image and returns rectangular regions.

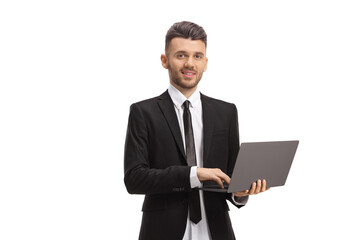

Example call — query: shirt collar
[168,84,201,110]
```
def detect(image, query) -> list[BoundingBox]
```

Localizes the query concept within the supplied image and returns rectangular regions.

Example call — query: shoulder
[201,93,237,113]
[129,91,168,112]
[130,96,157,111]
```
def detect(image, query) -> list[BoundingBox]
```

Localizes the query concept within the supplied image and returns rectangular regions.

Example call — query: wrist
[190,166,201,188]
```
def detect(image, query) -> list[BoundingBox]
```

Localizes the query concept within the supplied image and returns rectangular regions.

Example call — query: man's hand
[196,168,231,189]
[234,179,270,197]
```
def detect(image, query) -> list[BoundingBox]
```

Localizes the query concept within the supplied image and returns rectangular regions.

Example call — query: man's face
[161,38,208,91]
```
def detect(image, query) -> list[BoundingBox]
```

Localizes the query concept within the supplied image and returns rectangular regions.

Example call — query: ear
[160,54,168,69]
[204,57,208,72]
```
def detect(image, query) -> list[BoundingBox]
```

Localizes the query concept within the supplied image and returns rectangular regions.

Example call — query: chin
[171,75,201,90]
[181,79,200,89]
[179,83,198,90]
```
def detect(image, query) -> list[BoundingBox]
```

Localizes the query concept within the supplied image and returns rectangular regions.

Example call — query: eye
[195,55,202,59]
[177,54,185,58]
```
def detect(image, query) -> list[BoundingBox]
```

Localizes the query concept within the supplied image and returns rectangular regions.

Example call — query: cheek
[173,59,184,68]
[198,63,207,72]
[203,60,208,71]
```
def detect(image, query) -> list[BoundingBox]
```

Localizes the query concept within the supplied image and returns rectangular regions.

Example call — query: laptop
[198,140,299,193]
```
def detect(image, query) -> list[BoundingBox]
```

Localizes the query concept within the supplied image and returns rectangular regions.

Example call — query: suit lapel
[157,91,187,163]
[201,93,214,167]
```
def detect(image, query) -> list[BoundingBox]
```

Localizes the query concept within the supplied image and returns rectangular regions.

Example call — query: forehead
[167,37,206,54]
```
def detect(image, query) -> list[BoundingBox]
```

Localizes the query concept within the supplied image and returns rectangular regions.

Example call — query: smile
[181,71,196,77]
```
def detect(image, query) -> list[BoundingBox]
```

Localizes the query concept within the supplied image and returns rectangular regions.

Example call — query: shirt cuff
[231,194,249,206]
[190,166,202,188]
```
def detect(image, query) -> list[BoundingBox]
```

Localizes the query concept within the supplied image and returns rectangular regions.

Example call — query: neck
[170,82,197,99]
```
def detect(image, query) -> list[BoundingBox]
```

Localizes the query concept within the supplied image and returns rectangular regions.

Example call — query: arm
[227,105,270,203]
[226,104,246,207]
[227,104,240,180]
[124,104,192,194]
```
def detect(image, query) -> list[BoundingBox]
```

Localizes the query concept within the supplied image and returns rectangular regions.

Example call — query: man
[124,21,269,240]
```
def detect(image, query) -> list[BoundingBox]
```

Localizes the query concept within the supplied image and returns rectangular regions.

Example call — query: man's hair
[165,21,207,53]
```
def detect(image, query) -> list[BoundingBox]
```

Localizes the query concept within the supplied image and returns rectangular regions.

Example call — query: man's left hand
[234,179,270,197]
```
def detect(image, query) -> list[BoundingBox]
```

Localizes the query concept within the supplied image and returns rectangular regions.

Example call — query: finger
[213,176,224,188]
[216,170,231,185]
[224,174,231,185]
[255,179,261,194]
[261,179,267,192]
[249,182,256,194]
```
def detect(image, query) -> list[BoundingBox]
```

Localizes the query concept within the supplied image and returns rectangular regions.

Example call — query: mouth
[181,70,196,78]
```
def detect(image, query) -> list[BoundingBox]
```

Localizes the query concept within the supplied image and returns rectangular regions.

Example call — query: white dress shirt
[168,84,248,240]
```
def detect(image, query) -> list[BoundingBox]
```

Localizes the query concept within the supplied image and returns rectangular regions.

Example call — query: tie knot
[183,100,190,110]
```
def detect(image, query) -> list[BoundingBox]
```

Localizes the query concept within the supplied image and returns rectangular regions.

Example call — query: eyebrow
[174,51,205,56]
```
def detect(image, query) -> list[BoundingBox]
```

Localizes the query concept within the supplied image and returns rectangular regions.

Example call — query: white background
[1,0,359,239]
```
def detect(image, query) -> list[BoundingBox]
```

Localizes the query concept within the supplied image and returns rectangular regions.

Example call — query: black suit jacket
[124,90,243,240]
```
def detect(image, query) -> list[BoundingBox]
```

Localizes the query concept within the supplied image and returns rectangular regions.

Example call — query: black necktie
[183,100,202,224]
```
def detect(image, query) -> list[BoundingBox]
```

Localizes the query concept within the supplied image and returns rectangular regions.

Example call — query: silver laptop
[199,140,299,193]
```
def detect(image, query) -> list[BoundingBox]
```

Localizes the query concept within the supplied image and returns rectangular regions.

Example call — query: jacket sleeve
[227,104,240,177]
[123,103,192,195]
[226,104,248,208]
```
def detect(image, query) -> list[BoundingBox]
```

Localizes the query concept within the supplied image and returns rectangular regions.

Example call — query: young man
[124,21,269,240]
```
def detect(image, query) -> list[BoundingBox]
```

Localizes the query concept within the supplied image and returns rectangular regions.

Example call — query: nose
[184,57,194,69]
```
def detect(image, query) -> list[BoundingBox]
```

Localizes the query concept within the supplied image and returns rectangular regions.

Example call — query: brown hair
[165,21,207,53]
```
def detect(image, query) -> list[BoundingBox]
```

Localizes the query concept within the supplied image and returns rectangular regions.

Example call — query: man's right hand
[196,168,231,188]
